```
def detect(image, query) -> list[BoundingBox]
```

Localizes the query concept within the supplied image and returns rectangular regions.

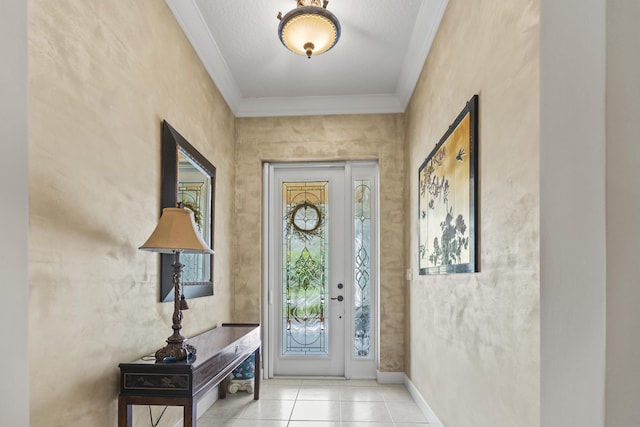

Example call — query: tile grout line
[288,385,300,426]
[385,397,396,427]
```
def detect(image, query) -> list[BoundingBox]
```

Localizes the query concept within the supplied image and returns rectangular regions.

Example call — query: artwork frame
[419,95,479,275]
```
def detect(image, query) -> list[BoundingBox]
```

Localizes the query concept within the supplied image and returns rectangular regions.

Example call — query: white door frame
[261,161,379,379]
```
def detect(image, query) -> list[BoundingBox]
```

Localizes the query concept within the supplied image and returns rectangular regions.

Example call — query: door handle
[330,295,344,302]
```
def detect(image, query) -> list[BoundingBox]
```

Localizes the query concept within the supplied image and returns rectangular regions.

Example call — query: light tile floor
[198,379,430,426]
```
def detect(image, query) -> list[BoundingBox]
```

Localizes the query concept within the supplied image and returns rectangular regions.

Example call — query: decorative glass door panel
[282,181,329,355]
[353,180,371,357]
[267,162,378,378]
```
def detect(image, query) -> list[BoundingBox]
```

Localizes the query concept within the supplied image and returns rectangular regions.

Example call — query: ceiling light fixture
[277,0,341,59]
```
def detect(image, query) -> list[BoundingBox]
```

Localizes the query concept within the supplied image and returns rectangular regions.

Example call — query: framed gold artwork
[419,95,479,275]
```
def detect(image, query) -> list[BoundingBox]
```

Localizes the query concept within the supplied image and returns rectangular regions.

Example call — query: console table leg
[219,376,229,399]
[183,400,197,427]
[253,347,261,400]
[118,397,132,427]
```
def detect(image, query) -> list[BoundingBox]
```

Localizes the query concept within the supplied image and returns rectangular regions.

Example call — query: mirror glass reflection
[177,149,212,285]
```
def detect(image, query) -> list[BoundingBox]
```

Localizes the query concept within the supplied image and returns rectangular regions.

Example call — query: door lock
[330,295,344,302]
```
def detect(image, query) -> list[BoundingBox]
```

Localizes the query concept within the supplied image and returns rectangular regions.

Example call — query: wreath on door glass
[286,202,325,240]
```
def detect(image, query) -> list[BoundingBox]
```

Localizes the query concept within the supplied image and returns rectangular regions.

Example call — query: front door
[265,162,378,378]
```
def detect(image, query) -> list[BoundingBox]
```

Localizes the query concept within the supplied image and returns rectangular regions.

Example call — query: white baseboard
[172,385,219,427]
[376,370,405,384]
[404,375,445,427]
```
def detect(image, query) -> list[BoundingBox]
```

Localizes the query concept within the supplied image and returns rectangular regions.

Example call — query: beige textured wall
[235,115,406,372]
[404,0,540,425]
[28,1,235,426]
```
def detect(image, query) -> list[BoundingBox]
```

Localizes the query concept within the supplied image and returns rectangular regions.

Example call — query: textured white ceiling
[166,0,448,117]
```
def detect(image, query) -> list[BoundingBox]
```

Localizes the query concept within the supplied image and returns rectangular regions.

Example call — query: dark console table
[118,323,260,427]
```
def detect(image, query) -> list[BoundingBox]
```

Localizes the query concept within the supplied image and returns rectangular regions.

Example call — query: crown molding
[396,0,449,109]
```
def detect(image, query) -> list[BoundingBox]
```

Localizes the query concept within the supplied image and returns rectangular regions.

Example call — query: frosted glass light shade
[278,5,341,58]
[139,207,214,254]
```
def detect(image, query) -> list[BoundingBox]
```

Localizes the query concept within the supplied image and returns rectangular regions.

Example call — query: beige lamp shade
[139,207,213,254]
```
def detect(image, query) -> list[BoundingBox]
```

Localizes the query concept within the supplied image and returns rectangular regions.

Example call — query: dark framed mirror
[160,120,216,302]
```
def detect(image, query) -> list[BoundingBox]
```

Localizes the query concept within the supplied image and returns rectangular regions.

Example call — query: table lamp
[139,207,214,362]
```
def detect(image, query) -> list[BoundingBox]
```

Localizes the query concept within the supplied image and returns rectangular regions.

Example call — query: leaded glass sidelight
[282,181,329,355]
[354,180,371,357]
